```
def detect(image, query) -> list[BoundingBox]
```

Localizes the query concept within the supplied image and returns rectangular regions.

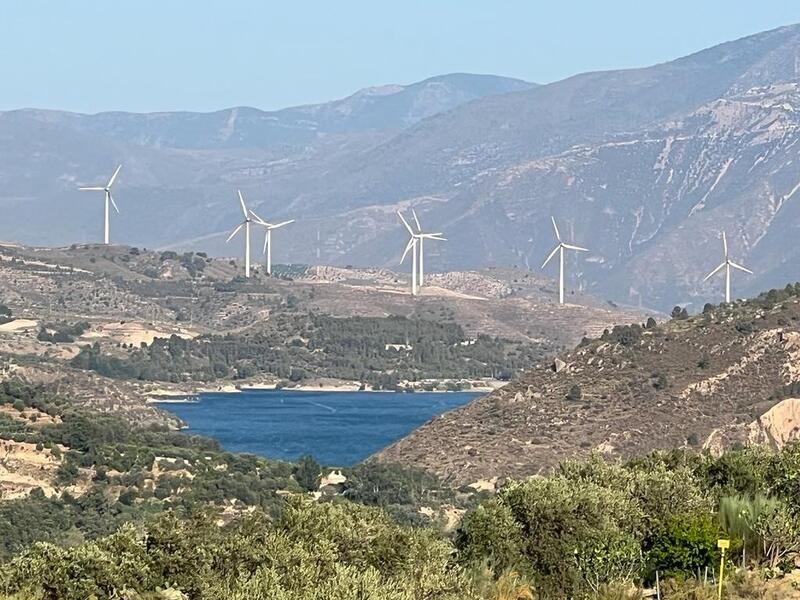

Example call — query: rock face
[748,398,800,449]
[3,27,800,308]
[373,291,800,486]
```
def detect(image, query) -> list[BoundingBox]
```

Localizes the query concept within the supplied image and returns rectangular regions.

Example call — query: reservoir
[157,389,480,466]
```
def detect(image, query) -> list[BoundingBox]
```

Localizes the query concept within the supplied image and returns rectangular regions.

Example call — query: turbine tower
[78,165,122,244]
[249,210,295,275]
[398,209,446,293]
[702,231,753,303]
[399,224,418,296]
[541,216,588,304]
[226,190,254,278]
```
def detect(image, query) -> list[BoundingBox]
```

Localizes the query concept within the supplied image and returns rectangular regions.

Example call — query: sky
[1,1,799,114]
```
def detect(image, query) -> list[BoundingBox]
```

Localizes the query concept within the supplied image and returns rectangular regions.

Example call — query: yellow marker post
[717,539,730,599]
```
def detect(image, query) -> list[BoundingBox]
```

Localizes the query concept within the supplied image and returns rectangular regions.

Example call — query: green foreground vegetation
[2,381,800,598]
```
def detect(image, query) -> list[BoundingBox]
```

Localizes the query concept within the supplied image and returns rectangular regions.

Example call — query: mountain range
[3,24,800,310]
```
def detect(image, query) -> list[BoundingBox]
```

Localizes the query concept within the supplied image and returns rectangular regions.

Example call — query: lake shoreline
[146,378,504,403]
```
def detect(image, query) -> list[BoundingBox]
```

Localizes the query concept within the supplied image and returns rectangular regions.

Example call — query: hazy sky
[2,1,798,113]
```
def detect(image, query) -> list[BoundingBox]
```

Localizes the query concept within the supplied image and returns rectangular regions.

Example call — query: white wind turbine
[249,209,295,275]
[78,165,122,245]
[398,209,446,294]
[541,216,588,304]
[225,190,254,278]
[702,231,753,303]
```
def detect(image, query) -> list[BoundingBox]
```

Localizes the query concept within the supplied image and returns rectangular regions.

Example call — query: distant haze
[3,24,800,311]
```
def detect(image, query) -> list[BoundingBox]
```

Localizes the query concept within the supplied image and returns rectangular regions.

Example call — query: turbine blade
[551,216,561,242]
[722,231,728,257]
[397,211,414,235]
[729,261,753,274]
[702,262,726,282]
[411,208,422,232]
[248,210,268,226]
[270,220,294,229]
[225,223,244,243]
[109,193,120,214]
[237,190,248,218]
[106,164,122,188]
[263,232,269,254]
[541,245,559,269]
[426,235,447,241]
[562,243,588,252]
[400,238,415,264]
[78,187,105,191]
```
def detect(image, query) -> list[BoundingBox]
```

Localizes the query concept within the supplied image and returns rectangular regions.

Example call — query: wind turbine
[398,209,446,293]
[249,210,295,275]
[399,215,418,296]
[226,190,254,278]
[78,165,122,244]
[541,216,588,304]
[410,209,446,287]
[702,231,752,303]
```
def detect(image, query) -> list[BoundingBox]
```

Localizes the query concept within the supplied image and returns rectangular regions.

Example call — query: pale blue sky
[1,1,798,113]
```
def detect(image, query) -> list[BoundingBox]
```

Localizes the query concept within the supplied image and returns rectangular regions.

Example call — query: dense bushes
[600,324,643,346]
[456,448,800,597]
[342,461,442,508]
[0,499,477,600]
[70,314,540,387]
[3,442,800,598]
[0,304,12,325]
[459,475,643,597]
[37,321,90,344]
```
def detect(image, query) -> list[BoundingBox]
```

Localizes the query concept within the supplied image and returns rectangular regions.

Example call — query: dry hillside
[0,243,648,425]
[374,285,800,487]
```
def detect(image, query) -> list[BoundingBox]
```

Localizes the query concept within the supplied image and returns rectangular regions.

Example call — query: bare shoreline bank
[146,379,504,403]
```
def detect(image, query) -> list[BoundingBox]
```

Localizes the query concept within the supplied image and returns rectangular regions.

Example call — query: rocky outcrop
[749,398,800,450]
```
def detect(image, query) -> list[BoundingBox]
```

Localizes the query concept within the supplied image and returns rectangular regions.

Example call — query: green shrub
[646,513,719,580]
[293,455,320,492]
[458,476,643,597]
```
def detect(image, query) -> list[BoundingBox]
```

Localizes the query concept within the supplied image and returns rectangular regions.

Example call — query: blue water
[157,390,479,466]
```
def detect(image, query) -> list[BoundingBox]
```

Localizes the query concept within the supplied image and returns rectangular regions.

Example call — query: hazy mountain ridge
[5,73,533,149]
[2,26,800,309]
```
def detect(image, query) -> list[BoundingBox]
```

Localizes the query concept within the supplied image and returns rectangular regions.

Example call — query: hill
[3,27,800,309]
[0,243,645,424]
[374,284,800,486]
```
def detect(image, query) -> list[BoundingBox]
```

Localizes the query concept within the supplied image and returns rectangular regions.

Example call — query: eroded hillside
[374,285,800,486]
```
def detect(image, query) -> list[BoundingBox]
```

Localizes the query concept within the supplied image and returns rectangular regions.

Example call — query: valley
[0,242,644,427]
[5,10,800,598]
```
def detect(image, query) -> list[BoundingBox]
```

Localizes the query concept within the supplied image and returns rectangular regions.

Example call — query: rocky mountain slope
[4,25,800,309]
[0,73,531,251]
[374,284,800,486]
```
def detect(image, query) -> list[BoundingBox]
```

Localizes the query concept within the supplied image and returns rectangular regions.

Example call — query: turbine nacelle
[397,208,446,295]
[702,231,753,303]
[239,199,296,275]
[541,216,588,304]
[225,190,255,278]
[77,164,122,244]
